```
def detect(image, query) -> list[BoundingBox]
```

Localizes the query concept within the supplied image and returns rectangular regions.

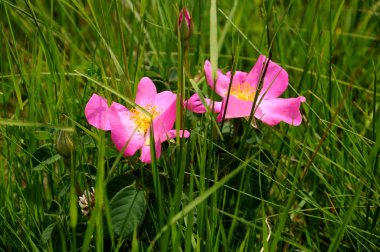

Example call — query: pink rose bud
[178,8,192,40]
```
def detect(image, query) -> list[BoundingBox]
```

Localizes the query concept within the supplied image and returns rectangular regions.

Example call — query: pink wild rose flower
[85,77,190,163]
[185,55,305,126]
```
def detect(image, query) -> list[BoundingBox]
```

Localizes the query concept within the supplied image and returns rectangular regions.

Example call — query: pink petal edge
[140,142,162,164]
[226,70,248,84]
[246,55,289,99]
[84,94,112,130]
[254,96,306,126]
[135,77,157,107]
[204,60,231,97]
[184,93,222,113]
[152,92,177,140]
[160,130,190,143]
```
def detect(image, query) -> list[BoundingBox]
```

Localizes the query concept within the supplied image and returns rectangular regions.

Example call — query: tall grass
[1,0,379,251]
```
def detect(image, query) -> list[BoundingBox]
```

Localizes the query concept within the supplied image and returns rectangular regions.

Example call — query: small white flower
[78,187,95,216]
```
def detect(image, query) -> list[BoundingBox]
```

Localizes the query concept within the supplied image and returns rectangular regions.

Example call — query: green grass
[1,0,379,251]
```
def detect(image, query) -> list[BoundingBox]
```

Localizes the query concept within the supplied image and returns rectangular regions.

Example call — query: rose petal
[184,93,222,113]
[246,55,288,99]
[204,60,231,97]
[154,91,177,113]
[160,130,190,143]
[216,96,254,122]
[108,104,145,156]
[152,92,177,139]
[254,96,306,126]
[226,70,248,84]
[208,99,222,113]
[110,101,128,117]
[135,77,157,107]
[184,93,206,113]
[140,142,162,164]
[85,94,111,130]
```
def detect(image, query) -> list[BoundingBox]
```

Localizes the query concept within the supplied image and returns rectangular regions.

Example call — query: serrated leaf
[110,185,146,238]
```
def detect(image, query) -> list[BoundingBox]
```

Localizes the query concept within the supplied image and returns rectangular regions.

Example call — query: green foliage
[109,184,146,239]
[0,0,379,251]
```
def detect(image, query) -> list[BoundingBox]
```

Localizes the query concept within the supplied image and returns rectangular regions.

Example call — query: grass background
[1,0,379,251]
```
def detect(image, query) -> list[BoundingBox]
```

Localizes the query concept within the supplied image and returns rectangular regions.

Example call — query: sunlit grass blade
[210,0,218,81]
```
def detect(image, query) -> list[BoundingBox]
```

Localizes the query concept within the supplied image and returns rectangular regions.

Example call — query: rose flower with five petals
[85,77,189,163]
[186,55,305,126]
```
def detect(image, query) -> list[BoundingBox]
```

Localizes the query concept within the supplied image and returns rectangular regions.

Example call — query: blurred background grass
[0,0,379,251]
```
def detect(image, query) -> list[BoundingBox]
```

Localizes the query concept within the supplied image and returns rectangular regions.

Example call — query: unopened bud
[56,130,74,158]
[178,8,192,40]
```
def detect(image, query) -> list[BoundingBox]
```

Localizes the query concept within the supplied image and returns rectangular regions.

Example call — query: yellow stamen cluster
[229,82,256,101]
[130,105,159,134]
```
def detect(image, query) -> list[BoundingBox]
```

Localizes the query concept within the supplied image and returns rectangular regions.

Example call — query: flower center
[229,82,256,101]
[130,105,159,134]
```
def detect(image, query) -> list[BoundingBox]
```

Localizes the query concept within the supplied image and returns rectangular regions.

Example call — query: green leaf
[33,154,61,171]
[32,144,61,171]
[110,185,146,238]
[77,164,97,178]
[168,67,178,84]
[41,222,57,244]
[31,144,55,166]
[106,174,136,200]
[34,130,54,140]
[80,134,96,148]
